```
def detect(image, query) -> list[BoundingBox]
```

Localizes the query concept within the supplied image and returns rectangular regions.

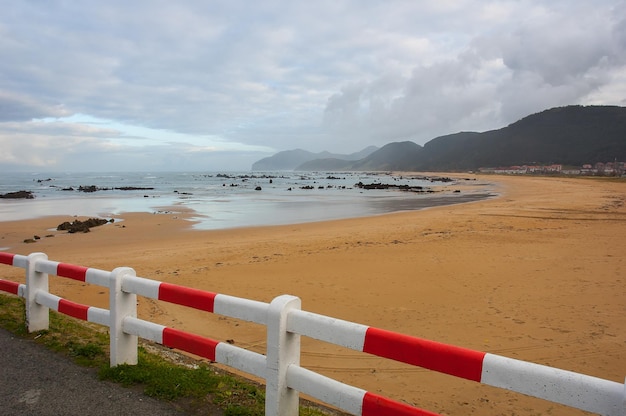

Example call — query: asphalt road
[0,328,187,416]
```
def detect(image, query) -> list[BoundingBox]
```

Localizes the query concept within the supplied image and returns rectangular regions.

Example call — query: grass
[0,293,339,416]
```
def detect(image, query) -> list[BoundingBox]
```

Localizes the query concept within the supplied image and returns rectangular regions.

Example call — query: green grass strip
[0,293,337,415]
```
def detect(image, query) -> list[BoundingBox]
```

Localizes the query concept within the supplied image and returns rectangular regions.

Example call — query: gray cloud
[0,92,70,122]
[322,1,626,148]
[0,0,624,171]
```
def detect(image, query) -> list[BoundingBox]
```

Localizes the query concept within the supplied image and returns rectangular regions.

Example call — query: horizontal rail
[482,353,624,415]
[289,309,484,380]
[0,279,24,296]
[124,276,269,325]
[287,365,439,416]
[34,290,110,326]
[123,316,267,378]
[0,252,28,268]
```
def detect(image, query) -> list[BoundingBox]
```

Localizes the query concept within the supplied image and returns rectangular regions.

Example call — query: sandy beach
[0,174,624,415]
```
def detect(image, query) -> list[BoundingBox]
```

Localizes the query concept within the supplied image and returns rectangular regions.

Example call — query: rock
[115,186,155,191]
[354,182,425,192]
[430,177,453,182]
[57,218,110,233]
[0,190,34,199]
[78,185,99,193]
[255,186,262,191]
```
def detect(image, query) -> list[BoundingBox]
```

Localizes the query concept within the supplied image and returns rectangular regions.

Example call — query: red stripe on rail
[362,392,440,416]
[162,327,218,361]
[0,279,20,295]
[158,282,216,312]
[58,299,89,321]
[0,252,15,265]
[56,263,88,281]
[363,327,486,382]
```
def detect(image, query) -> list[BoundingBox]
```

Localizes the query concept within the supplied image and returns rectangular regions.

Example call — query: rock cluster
[355,182,427,192]
[69,185,155,193]
[57,218,113,233]
[0,190,34,199]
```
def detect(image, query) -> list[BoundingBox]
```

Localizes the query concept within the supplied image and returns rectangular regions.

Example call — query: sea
[0,171,494,230]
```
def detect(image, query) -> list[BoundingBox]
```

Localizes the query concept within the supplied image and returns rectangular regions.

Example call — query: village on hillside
[478,161,626,176]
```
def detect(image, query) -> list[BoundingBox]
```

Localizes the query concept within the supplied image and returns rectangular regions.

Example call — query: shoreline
[0,171,496,228]
[1,174,625,415]
[0,189,498,252]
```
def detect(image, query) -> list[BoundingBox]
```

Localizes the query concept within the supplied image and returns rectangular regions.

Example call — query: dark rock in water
[0,190,34,199]
[78,185,99,193]
[354,182,426,192]
[255,186,262,191]
[115,186,155,191]
[430,177,453,183]
[57,218,112,233]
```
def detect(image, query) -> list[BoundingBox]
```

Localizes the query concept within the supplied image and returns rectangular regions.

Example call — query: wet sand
[1,174,624,415]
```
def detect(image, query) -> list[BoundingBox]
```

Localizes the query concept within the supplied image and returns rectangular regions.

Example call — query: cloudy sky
[1,1,625,172]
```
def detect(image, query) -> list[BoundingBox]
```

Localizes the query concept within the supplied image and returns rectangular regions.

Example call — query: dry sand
[1,174,624,415]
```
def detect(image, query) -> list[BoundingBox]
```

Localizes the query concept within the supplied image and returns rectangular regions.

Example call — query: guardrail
[0,251,624,415]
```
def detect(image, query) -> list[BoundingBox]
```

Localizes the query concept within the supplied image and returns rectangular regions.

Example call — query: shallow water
[0,171,493,229]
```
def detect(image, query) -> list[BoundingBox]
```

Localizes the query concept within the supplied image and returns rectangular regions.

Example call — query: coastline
[0,171,495,228]
[1,174,625,415]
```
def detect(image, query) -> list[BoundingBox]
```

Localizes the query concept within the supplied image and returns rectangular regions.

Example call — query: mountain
[348,141,423,171]
[288,105,626,172]
[252,146,378,171]
[414,105,626,171]
[296,158,353,171]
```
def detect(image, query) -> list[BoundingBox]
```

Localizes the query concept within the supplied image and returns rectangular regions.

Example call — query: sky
[1,1,625,172]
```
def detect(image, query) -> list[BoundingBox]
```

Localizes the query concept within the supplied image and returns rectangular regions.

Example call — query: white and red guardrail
[0,251,623,416]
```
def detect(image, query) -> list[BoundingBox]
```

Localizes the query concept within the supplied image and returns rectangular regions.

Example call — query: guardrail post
[109,267,138,366]
[266,295,301,416]
[25,252,49,332]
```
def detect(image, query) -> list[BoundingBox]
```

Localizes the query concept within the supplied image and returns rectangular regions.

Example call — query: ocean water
[0,171,491,229]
